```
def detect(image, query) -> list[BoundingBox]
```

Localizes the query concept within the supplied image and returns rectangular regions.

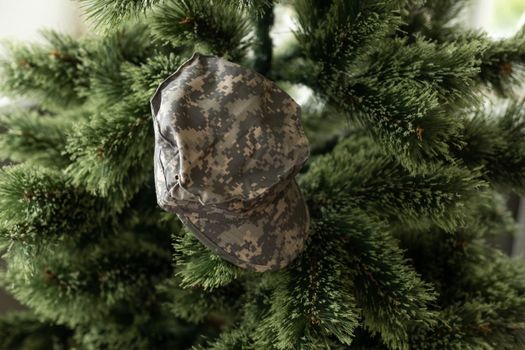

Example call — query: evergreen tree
[1,1,525,349]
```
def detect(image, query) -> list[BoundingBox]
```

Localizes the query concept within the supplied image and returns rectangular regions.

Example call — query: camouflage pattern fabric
[150,53,310,272]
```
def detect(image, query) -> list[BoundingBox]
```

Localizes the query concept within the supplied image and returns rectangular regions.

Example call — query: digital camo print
[150,53,310,272]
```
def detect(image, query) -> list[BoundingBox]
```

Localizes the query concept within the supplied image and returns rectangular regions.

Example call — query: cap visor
[176,179,310,272]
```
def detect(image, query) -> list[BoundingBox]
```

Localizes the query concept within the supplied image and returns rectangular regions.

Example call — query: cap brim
[175,179,310,272]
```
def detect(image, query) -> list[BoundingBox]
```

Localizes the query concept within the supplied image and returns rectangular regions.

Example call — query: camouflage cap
[150,53,310,272]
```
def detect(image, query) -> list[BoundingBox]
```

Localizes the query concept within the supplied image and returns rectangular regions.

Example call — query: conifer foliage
[1,1,525,349]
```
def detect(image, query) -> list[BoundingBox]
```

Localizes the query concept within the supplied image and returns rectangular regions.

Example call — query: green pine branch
[0,164,110,247]
[327,209,437,350]
[406,236,525,349]
[0,108,83,168]
[0,311,73,350]
[294,0,405,69]
[78,24,157,108]
[79,0,273,28]
[293,0,485,171]
[401,3,525,97]
[172,228,243,290]
[480,27,525,97]
[456,99,525,194]
[301,137,487,232]
[64,100,154,209]
[64,53,185,209]
[2,233,171,327]
[253,222,360,349]
[159,276,242,324]
[0,31,87,109]
[151,0,251,60]
[79,0,163,28]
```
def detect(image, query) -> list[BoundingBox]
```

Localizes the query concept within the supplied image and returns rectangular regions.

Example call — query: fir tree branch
[0,164,110,246]
[294,0,485,170]
[64,54,184,209]
[190,326,255,350]
[456,99,525,194]
[159,276,242,324]
[75,312,202,350]
[64,101,153,210]
[301,137,487,232]
[294,0,403,69]
[253,220,360,349]
[299,101,351,157]
[122,53,186,101]
[78,0,163,28]
[401,0,472,41]
[0,109,79,168]
[173,228,243,290]
[151,0,251,60]
[268,45,320,87]
[2,233,171,327]
[0,311,73,350]
[402,4,525,97]
[79,0,273,28]
[325,209,437,350]
[78,24,157,108]
[479,28,525,97]
[323,37,483,171]
[0,24,160,111]
[401,226,525,349]
[0,31,87,109]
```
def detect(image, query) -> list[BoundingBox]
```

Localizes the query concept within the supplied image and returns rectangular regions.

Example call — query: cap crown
[151,54,309,206]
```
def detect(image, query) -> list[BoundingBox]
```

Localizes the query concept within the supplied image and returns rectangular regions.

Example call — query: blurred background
[0,0,524,314]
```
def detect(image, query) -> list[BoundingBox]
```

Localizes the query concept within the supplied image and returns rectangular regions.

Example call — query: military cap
[150,53,310,272]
